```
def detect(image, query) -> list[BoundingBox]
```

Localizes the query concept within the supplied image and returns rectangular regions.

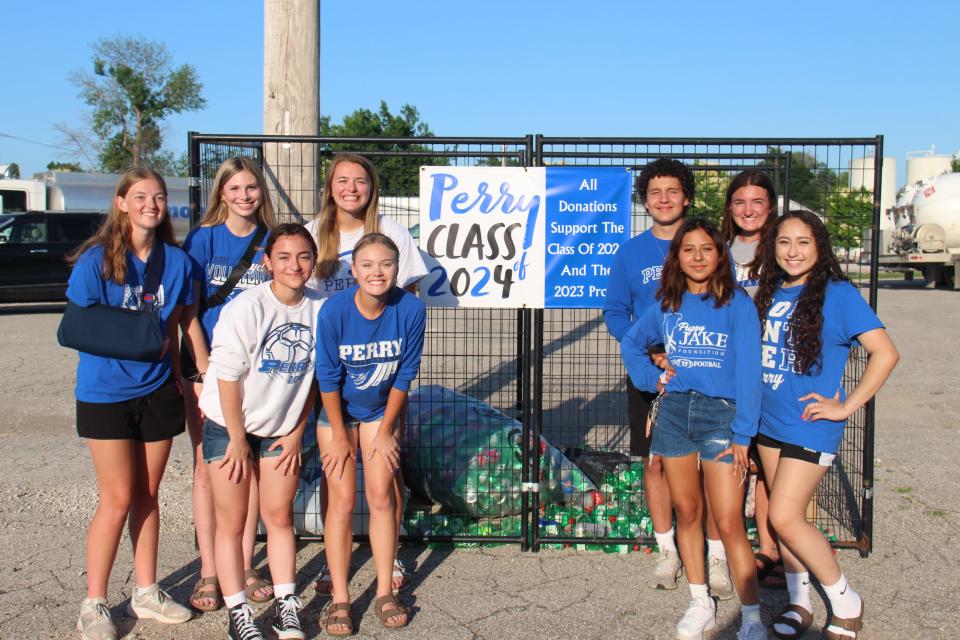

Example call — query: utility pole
[264,0,320,221]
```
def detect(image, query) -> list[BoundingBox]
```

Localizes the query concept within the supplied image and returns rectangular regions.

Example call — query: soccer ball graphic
[263,323,314,368]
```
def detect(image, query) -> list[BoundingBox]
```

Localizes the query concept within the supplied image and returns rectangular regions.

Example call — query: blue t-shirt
[603,229,672,341]
[759,280,884,454]
[66,243,194,403]
[182,224,269,345]
[315,286,427,422]
[622,289,761,445]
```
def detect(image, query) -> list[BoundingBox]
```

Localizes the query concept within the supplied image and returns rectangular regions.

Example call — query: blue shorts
[650,391,736,464]
[201,418,284,464]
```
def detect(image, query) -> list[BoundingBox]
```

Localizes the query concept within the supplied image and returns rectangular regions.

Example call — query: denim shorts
[650,391,736,464]
[201,418,284,463]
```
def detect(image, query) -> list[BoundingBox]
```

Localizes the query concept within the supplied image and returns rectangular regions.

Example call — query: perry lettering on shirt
[304,216,428,299]
[759,280,883,454]
[182,224,269,343]
[621,289,761,445]
[315,286,426,422]
[66,243,194,403]
[602,229,672,342]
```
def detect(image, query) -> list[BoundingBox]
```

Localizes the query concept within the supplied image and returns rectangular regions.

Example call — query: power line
[0,133,67,150]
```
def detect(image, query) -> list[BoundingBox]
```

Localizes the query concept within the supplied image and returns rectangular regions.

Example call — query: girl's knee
[673,500,702,526]
[713,514,746,541]
[767,505,802,536]
[326,493,356,522]
[365,486,394,513]
[260,503,293,529]
[99,487,134,515]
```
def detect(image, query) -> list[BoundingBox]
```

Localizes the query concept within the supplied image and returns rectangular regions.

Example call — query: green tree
[760,148,839,213]
[825,187,872,262]
[320,101,447,195]
[951,156,960,173]
[46,161,83,172]
[689,164,729,225]
[69,36,205,172]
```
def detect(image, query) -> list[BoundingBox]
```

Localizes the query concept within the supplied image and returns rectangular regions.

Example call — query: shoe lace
[682,598,713,622]
[231,604,263,640]
[737,621,766,640]
[278,595,303,629]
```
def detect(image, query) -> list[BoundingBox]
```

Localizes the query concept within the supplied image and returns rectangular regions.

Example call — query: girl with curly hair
[754,210,899,640]
[621,218,764,640]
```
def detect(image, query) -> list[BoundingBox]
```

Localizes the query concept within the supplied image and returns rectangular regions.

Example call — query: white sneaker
[707,556,735,601]
[676,596,716,640]
[77,598,117,640]
[127,584,192,624]
[736,619,768,640]
[649,548,683,590]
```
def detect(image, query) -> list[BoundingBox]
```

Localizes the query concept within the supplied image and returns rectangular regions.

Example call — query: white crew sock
[823,574,862,637]
[223,591,246,609]
[135,583,157,596]
[689,583,709,601]
[706,537,726,561]
[273,582,296,599]
[773,572,812,636]
[741,603,761,625]
[654,527,677,553]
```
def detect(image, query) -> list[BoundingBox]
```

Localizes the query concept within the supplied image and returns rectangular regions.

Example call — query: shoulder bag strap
[204,225,267,309]
[142,240,165,299]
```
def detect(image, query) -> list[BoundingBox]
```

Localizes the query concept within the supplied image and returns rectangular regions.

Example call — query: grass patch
[927,509,947,517]
[895,487,913,494]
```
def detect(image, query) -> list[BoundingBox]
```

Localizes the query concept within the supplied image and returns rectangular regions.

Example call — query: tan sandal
[243,568,274,603]
[189,576,222,612]
[322,602,353,637]
[772,603,812,640]
[375,594,409,629]
[823,600,864,640]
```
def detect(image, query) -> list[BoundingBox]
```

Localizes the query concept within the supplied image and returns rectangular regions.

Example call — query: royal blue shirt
[622,289,761,445]
[66,243,194,403]
[315,286,426,422]
[759,280,883,454]
[182,224,269,345]
[603,229,672,341]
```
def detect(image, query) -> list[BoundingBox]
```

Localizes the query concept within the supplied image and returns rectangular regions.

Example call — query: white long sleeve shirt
[199,281,324,437]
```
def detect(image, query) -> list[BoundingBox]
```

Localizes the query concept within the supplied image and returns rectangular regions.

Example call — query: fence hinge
[863,488,874,500]
[521,482,540,493]
[187,176,202,188]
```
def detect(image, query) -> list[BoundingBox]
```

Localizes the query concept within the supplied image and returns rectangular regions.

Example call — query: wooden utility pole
[264,0,320,221]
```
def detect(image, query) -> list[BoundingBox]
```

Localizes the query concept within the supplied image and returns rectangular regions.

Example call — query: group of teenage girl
[68,153,426,640]
[66,152,897,640]
[605,158,899,640]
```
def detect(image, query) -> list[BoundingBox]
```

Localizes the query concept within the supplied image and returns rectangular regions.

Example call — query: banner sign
[419,166,630,308]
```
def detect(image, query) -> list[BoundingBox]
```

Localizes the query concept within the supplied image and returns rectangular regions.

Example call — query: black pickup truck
[0,211,104,302]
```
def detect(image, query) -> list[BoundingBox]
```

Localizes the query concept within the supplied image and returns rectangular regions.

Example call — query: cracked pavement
[0,283,957,639]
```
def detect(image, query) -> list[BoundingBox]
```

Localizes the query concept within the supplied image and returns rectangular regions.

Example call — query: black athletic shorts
[76,378,185,442]
[627,377,658,457]
[756,433,836,468]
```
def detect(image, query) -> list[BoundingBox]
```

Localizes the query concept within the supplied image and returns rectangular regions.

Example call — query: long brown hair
[657,218,736,312]
[721,169,777,280]
[199,156,277,229]
[754,210,849,375]
[68,167,175,284]
[312,154,381,279]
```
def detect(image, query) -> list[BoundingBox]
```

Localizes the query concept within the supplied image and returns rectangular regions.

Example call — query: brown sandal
[374,594,409,629]
[243,568,274,603]
[189,576,222,612]
[323,602,353,637]
[772,603,813,639]
[823,600,864,640]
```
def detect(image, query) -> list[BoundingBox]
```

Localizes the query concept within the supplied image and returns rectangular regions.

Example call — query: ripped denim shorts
[650,391,736,464]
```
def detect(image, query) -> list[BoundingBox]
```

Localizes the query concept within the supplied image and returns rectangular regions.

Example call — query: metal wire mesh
[189,133,880,554]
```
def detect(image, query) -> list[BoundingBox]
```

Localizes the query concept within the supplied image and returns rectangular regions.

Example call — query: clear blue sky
[2,1,955,187]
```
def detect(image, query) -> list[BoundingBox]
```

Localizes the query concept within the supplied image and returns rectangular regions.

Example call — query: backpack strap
[141,240,165,303]
[204,225,267,309]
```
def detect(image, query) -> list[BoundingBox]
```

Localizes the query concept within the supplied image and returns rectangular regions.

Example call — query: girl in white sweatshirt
[198,224,322,640]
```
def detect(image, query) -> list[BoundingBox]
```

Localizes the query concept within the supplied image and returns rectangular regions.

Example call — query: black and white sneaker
[272,595,305,639]
[228,603,265,640]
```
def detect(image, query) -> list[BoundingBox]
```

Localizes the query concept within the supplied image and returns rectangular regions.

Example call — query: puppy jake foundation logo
[664,313,729,369]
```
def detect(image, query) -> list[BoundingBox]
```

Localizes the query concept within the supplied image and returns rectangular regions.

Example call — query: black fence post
[187,131,202,228]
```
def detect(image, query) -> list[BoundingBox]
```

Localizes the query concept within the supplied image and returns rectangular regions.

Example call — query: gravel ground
[0,282,957,639]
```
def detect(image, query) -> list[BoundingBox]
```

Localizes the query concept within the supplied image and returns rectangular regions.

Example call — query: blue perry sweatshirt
[315,286,426,422]
[621,288,761,445]
[603,229,673,342]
